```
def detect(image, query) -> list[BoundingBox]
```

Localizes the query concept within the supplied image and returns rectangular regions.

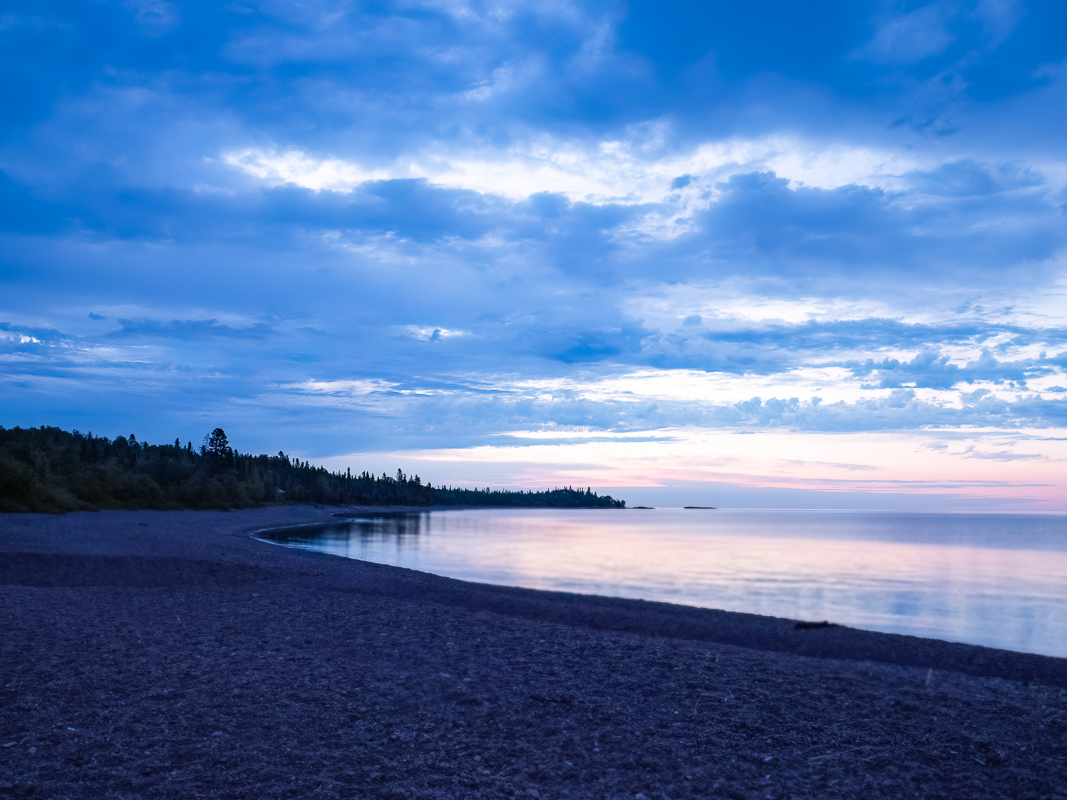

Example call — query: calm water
[254,508,1067,658]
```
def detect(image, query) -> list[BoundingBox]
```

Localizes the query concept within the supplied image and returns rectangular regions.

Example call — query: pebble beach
[2,506,1065,799]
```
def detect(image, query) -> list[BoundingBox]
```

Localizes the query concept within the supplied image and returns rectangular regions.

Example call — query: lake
[254,508,1067,658]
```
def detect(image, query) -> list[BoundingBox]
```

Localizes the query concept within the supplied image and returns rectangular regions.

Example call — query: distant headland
[0,425,626,513]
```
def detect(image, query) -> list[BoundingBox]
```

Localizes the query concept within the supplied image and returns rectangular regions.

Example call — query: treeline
[0,426,626,513]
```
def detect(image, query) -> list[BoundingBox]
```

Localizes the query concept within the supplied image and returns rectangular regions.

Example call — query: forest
[0,426,626,513]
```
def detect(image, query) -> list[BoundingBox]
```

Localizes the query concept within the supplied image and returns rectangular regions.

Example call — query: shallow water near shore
[256,508,1067,658]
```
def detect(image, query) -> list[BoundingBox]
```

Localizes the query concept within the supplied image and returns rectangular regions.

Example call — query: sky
[2,0,1066,511]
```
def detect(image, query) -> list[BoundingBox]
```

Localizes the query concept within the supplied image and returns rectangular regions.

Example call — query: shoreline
[268,504,1067,671]
[3,506,1066,799]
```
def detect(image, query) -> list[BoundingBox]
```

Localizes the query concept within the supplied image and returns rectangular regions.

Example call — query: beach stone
[3,506,1066,800]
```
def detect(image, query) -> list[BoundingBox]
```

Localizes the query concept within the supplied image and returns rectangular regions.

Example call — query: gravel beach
[2,506,1065,800]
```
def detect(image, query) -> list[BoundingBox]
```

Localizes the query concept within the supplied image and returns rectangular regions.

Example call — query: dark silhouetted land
[0,425,625,512]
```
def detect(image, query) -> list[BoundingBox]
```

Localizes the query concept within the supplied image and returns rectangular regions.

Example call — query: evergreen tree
[0,425,627,513]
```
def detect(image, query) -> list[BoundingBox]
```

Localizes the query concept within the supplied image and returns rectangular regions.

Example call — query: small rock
[526,790,540,799]
[211,731,224,737]
[28,747,36,754]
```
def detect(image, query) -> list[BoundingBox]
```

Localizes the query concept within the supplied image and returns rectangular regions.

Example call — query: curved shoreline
[3,506,1066,799]
[5,504,1067,684]
[256,507,1067,680]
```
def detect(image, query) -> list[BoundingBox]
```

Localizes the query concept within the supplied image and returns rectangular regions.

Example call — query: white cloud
[293,378,399,396]
[390,325,471,342]
[222,132,929,209]
[223,149,394,191]
[0,332,42,344]
[620,283,899,328]
[504,367,870,409]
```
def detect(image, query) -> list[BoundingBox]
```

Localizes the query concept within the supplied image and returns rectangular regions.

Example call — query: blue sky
[2,0,1066,510]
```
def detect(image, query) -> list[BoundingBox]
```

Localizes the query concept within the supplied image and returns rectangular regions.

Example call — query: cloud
[123,0,181,36]
[109,318,274,340]
[223,129,952,210]
[853,4,957,65]
[962,446,1046,461]
[843,348,1067,390]
[671,171,1063,287]
[3,0,1067,507]
[905,159,1041,197]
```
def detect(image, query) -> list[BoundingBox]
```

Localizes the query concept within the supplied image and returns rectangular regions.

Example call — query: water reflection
[253,508,1067,658]
[257,512,428,555]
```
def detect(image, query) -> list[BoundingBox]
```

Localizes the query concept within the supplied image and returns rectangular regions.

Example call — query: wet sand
[2,506,1065,799]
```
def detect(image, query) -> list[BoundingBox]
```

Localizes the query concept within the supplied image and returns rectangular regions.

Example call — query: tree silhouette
[0,425,627,512]
[204,427,232,470]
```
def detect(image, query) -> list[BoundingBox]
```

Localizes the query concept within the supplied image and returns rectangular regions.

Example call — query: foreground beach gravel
[2,506,1066,800]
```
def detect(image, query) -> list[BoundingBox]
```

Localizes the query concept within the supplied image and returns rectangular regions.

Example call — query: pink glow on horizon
[319,426,1067,513]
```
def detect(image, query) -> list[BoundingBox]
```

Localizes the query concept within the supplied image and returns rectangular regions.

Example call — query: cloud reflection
[258,508,1067,657]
